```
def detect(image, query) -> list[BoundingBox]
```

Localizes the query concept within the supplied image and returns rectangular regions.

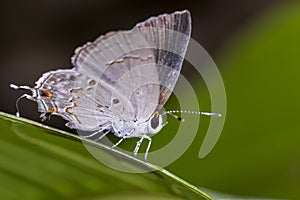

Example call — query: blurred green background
[170,2,300,199]
[1,0,300,199]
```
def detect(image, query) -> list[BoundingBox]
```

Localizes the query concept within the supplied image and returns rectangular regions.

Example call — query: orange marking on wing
[48,107,56,113]
[41,90,53,98]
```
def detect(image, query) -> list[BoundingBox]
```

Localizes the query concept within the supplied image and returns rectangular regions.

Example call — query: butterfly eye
[148,113,163,134]
[150,115,159,130]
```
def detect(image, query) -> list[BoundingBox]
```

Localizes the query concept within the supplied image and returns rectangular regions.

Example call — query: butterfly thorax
[111,112,165,138]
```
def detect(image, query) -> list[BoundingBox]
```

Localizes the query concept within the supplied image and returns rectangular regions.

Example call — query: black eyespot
[112,98,119,104]
[150,116,159,129]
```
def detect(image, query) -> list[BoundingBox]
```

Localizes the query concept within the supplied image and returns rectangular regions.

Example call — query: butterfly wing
[71,29,160,122]
[32,69,114,131]
[64,11,191,126]
[134,10,191,110]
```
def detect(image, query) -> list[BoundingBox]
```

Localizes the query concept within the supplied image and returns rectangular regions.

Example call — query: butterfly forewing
[71,29,160,122]
[134,10,191,110]
[71,10,191,123]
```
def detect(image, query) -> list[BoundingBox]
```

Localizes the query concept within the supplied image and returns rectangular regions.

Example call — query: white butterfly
[11,10,220,160]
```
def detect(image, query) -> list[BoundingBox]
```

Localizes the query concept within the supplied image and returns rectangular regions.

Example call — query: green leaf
[0,111,213,200]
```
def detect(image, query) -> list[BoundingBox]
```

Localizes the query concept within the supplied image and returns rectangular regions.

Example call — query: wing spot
[88,80,96,85]
[112,98,120,104]
[41,90,52,98]
[70,88,83,93]
[97,104,109,109]
[106,55,153,67]
[48,107,56,113]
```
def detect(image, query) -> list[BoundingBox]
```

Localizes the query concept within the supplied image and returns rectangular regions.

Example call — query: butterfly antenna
[166,111,185,122]
[162,110,222,122]
[10,83,35,117]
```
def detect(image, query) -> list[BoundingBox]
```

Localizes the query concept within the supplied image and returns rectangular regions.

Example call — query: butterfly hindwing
[32,69,113,131]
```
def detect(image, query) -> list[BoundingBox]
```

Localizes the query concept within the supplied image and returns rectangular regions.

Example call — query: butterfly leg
[111,137,125,149]
[82,124,110,139]
[144,135,152,161]
[81,129,102,139]
[133,137,144,157]
[94,130,110,142]
[133,135,152,161]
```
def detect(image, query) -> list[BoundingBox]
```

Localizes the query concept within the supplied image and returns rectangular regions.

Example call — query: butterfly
[11,10,220,160]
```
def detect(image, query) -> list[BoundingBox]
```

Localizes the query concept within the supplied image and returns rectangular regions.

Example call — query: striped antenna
[162,110,221,122]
